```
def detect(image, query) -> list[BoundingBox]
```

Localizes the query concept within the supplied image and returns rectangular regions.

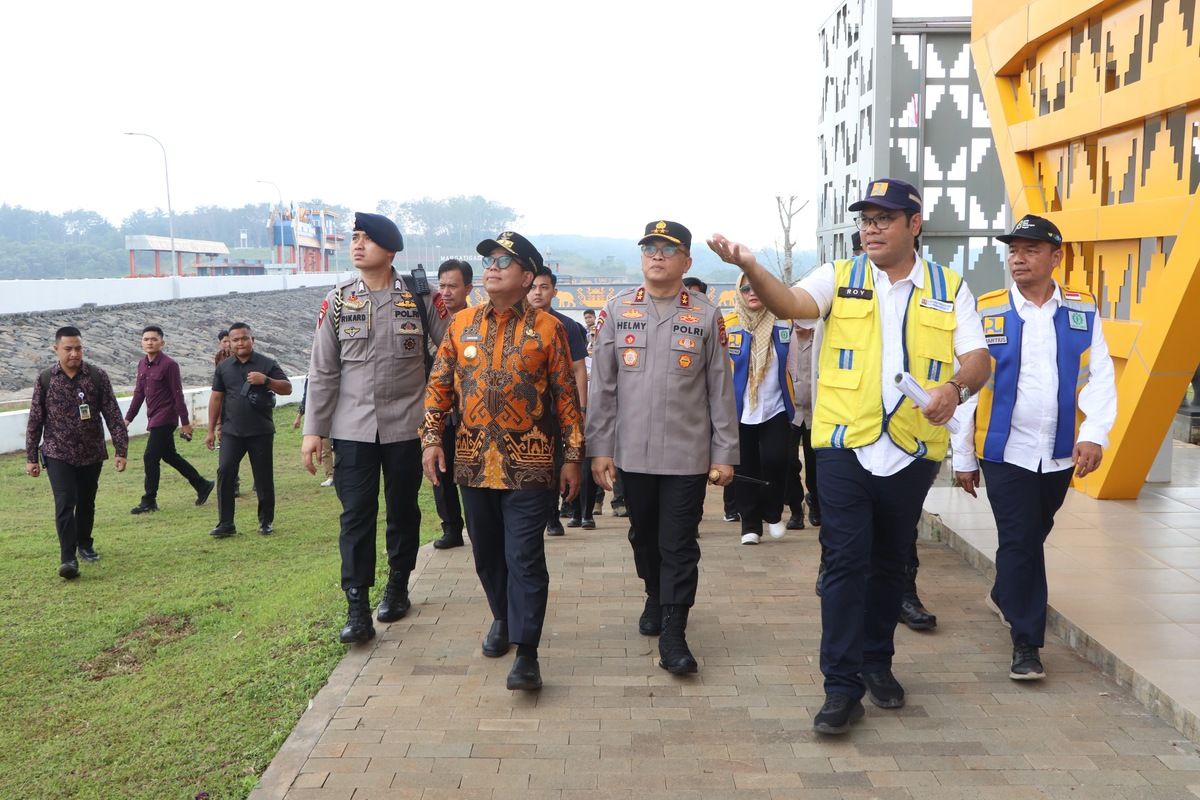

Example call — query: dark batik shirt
[125,352,189,429]
[26,362,129,466]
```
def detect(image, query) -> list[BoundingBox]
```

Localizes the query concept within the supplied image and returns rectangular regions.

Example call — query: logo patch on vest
[919,297,953,313]
[1068,311,1088,331]
[727,332,743,353]
[778,327,790,343]
[837,286,873,300]
[983,316,1005,336]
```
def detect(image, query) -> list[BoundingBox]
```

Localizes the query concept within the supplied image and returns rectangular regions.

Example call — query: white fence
[1,376,307,457]
[0,273,351,315]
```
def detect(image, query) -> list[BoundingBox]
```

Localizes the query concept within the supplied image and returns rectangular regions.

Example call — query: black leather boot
[376,571,411,623]
[658,605,698,674]
[639,594,662,636]
[339,587,375,643]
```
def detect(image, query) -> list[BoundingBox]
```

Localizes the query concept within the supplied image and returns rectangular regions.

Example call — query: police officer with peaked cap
[303,211,450,644]
[588,220,739,676]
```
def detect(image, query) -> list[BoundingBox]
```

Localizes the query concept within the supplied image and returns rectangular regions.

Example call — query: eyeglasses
[854,213,901,231]
[481,255,520,270]
[640,243,683,257]
[738,285,754,294]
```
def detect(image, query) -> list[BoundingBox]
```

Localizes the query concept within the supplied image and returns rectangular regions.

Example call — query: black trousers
[142,423,206,504]
[982,460,1074,648]
[620,470,706,606]
[785,422,820,517]
[560,457,597,520]
[461,486,551,646]
[217,433,274,529]
[734,411,791,533]
[45,458,103,563]
[334,438,422,590]
[431,423,463,538]
[816,450,939,699]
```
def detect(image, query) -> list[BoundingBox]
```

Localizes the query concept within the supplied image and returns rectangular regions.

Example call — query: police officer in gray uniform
[588,220,739,674]
[303,212,449,644]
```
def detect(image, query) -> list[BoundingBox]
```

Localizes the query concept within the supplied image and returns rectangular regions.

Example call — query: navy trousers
[981,460,1074,648]
[816,450,938,699]
[460,486,551,647]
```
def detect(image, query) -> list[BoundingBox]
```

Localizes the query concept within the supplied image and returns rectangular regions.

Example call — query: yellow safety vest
[812,255,961,461]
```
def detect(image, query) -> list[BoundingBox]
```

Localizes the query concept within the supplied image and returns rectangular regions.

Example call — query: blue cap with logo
[848,178,923,213]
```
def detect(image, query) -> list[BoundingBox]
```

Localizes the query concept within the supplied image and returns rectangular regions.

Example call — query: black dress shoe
[786,515,806,530]
[209,523,237,538]
[506,654,542,690]
[195,480,215,506]
[899,593,937,631]
[806,495,821,527]
[581,517,596,530]
[546,522,565,537]
[814,561,826,598]
[58,560,80,580]
[258,522,273,535]
[130,502,158,515]
[77,547,100,563]
[812,693,864,735]
[376,573,411,623]
[639,595,662,636]
[482,619,510,657]
[566,518,582,528]
[861,669,905,708]
[433,533,464,549]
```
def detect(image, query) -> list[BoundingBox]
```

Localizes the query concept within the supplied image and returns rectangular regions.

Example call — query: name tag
[837,286,873,300]
[79,403,91,420]
[919,297,953,312]
[462,333,482,342]
[985,335,1008,346]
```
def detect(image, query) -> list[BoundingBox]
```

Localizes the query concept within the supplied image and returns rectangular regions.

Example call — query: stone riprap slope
[1,287,329,403]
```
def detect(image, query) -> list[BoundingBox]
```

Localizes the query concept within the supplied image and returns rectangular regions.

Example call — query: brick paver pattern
[275,490,1200,799]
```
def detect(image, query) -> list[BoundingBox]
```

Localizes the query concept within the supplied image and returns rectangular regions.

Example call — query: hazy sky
[2,0,970,250]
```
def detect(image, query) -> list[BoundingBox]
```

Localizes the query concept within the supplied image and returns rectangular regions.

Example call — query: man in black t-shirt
[205,322,292,537]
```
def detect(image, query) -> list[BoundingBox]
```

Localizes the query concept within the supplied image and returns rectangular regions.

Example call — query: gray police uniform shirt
[586,285,739,475]
[304,270,449,444]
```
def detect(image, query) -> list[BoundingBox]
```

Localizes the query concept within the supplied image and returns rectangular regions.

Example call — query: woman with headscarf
[726,273,795,544]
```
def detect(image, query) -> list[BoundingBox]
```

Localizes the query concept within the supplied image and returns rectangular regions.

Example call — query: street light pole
[124,131,177,275]
[257,180,283,266]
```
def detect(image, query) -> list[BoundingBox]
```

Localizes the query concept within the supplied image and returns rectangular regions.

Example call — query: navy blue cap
[638,220,693,250]
[476,231,544,273]
[353,212,404,252]
[848,178,923,213]
[996,214,1063,246]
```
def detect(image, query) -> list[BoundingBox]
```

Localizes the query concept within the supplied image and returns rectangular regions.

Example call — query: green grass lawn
[0,410,442,799]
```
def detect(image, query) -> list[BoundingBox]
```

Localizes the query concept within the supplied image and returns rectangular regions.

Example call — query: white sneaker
[767,521,787,540]
[740,532,761,545]
[320,477,334,487]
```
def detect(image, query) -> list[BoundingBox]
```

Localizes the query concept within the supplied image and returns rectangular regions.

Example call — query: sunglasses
[640,243,684,257]
[739,285,754,294]
[481,255,521,270]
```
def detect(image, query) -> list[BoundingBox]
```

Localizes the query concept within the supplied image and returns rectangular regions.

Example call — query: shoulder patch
[432,292,448,319]
[595,308,608,335]
[717,314,728,348]
[317,298,329,329]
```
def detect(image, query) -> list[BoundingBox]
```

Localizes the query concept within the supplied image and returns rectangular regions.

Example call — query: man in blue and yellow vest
[951,214,1116,682]
[709,178,991,734]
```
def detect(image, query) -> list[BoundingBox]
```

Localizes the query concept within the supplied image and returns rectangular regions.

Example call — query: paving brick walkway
[253,489,1200,799]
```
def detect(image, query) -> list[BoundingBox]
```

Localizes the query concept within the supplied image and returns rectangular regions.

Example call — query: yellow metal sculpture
[972,0,1200,498]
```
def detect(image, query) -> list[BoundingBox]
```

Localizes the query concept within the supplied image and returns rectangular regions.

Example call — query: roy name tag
[919,297,953,313]
[837,286,873,300]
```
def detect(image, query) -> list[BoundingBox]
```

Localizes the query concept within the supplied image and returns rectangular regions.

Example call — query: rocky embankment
[1,287,329,405]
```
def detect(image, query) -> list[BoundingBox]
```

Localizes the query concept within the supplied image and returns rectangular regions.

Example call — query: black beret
[476,231,544,273]
[638,220,692,250]
[353,212,404,253]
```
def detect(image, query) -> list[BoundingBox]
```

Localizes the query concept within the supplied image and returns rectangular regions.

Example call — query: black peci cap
[638,220,692,250]
[996,214,1064,246]
[476,231,544,272]
[353,212,404,252]
[851,231,863,252]
[682,276,708,294]
[848,178,923,213]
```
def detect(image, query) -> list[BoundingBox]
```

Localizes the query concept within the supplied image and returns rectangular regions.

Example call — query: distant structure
[264,206,343,273]
[126,235,229,277]
[816,0,1009,292]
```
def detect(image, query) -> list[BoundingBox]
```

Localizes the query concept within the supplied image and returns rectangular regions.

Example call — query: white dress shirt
[797,254,987,477]
[951,283,1117,474]
[741,344,786,424]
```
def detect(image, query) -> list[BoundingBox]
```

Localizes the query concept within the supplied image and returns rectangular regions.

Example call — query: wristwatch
[947,379,970,405]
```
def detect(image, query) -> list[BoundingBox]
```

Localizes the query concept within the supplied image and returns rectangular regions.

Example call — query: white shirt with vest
[796,254,987,477]
[951,283,1117,474]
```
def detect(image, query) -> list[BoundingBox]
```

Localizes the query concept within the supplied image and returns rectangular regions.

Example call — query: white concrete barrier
[0,273,352,315]
[1,376,306,457]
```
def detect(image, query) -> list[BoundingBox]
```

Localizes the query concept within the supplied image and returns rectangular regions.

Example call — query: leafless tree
[771,196,809,285]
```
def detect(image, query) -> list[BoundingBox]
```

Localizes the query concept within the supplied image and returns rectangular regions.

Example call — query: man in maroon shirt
[125,325,214,514]
[26,326,129,579]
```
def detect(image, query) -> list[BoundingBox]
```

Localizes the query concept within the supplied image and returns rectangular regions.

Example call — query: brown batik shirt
[421,298,583,491]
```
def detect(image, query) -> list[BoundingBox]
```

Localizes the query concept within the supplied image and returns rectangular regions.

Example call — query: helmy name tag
[919,297,953,312]
[837,286,873,300]
[1068,310,1088,331]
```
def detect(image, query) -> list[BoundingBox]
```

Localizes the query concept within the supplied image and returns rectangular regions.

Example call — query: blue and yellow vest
[974,286,1094,462]
[812,255,961,462]
[725,314,795,421]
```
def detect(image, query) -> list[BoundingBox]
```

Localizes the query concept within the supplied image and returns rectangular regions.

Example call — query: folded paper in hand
[894,372,960,434]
